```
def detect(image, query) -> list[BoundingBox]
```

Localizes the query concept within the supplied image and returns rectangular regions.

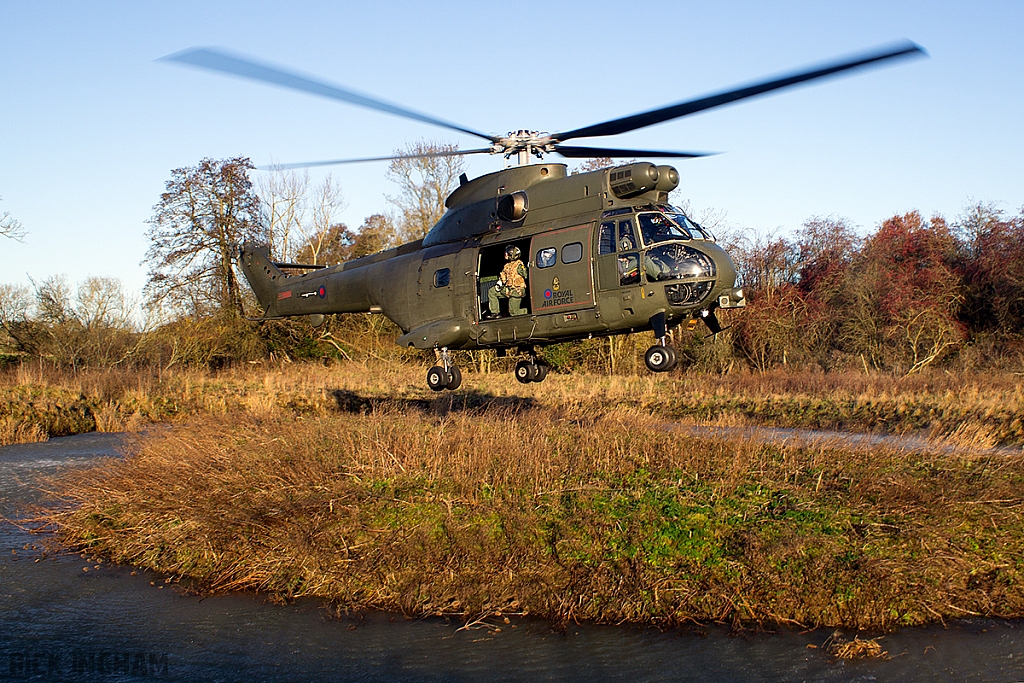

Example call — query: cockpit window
[638,210,713,243]
[601,207,634,218]
[663,211,713,241]
[643,244,717,282]
[638,212,690,245]
[618,220,637,250]
[599,222,616,255]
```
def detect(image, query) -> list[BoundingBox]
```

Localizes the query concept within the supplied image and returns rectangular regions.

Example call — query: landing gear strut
[514,348,550,384]
[427,348,462,391]
[644,312,679,373]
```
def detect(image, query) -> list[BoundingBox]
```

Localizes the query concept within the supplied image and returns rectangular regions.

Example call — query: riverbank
[37,362,1024,629]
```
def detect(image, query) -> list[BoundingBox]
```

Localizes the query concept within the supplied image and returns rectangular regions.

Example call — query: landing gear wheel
[515,360,538,384]
[663,346,678,372]
[426,365,451,391]
[445,365,463,391]
[533,361,550,382]
[644,345,675,373]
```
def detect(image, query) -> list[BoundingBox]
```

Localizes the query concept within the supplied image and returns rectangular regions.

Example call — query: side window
[536,247,557,268]
[618,253,640,286]
[599,221,616,255]
[433,268,450,287]
[618,220,637,251]
[562,242,583,264]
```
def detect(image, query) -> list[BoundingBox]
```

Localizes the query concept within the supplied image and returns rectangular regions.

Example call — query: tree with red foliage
[840,211,964,373]
[795,216,860,298]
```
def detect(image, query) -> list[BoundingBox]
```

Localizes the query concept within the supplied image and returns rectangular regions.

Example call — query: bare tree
[350,214,397,259]
[386,141,464,243]
[671,197,728,234]
[571,157,617,174]
[0,196,26,242]
[297,175,347,264]
[794,215,859,297]
[20,275,139,368]
[258,168,309,261]
[727,228,799,299]
[955,201,1024,332]
[0,283,34,354]
[955,200,1004,261]
[144,157,261,318]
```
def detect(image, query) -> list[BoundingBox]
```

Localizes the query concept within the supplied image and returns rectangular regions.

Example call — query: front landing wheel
[644,345,676,373]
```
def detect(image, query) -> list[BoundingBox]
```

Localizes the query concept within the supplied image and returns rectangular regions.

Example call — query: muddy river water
[2,432,1022,682]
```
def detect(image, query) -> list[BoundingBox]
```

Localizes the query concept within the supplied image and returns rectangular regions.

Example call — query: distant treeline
[1,154,1021,376]
[2,202,1021,377]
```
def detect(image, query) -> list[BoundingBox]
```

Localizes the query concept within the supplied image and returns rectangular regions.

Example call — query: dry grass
[35,361,1024,629]
[0,414,47,444]
[5,361,1024,445]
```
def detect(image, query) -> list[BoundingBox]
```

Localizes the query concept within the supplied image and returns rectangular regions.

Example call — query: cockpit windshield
[637,212,689,244]
[644,244,716,282]
[637,211,712,245]
[664,211,714,241]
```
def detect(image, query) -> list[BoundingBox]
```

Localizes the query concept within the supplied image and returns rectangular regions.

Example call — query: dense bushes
[729,204,1024,374]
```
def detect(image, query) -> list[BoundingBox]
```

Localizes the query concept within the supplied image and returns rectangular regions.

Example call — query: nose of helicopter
[702,242,746,309]
[701,241,737,289]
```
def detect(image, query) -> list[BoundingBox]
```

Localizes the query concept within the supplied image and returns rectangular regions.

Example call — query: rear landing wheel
[426,365,451,391]
[514,360,538,384]
[533,361,550,382]
[446,365,463,391]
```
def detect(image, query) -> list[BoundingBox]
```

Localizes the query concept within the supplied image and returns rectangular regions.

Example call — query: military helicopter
[164,42,925,390]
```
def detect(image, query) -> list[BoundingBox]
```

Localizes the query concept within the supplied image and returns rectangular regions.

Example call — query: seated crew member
[485,245,527,318]
[618,253,640,286]
[644,251,672,281]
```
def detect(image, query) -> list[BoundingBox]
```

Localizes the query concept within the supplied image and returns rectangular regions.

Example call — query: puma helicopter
[164,42,925,390]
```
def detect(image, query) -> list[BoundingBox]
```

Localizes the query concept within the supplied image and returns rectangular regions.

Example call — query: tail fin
[237,243,285,317]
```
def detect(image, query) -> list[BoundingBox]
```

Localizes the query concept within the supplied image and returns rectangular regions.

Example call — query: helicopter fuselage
[239,162,745,355]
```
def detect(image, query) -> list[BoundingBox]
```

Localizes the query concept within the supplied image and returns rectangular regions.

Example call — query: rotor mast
[504,130,549,166]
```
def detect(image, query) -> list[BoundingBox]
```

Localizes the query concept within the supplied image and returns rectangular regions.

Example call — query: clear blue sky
[2,1,1022,296]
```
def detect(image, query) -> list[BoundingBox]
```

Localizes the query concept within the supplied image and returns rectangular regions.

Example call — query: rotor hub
[493,131,556,163]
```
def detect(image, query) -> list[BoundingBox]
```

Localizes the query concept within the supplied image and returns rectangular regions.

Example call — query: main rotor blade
[553,145,714,159]
[161,48,500,144]
[257,148,495,170]
[553,41,926,142]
